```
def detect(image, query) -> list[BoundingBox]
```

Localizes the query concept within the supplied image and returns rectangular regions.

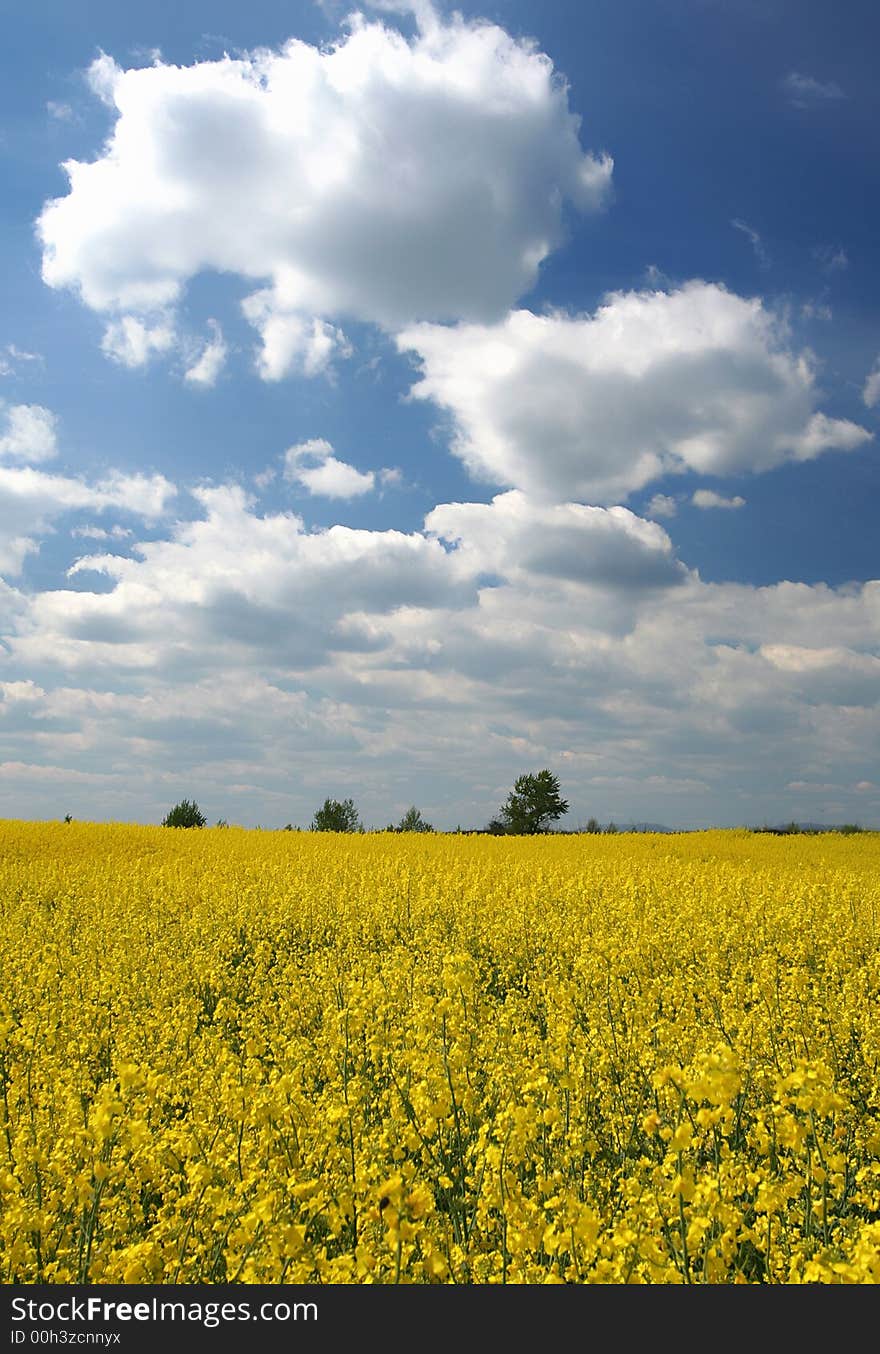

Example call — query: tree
[310,797,362,833]
[162,798,206,828]
[395,805,433,833]
[498,770,569,835]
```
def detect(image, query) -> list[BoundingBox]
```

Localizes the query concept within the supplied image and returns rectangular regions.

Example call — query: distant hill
[752,821,866,835]
[558,822,683,834]
[622,822,681,833]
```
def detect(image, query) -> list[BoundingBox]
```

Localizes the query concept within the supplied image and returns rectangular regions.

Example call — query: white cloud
[863,358,880,409]
[790,412,868,460]
[101,316,176,368]
[782,72,846,107]
[1,476,879,827]
[692,490,745,510]
[184,319,227,387]
[426,491,688,591]
[0,405,58,462]
[43,483,474,672]
[0,347,43,378]
[0,465,174,576]
[283,438,375,499]
[283,438,334,471]
[241,303,350,381]
[71,524,133,540]
[646,494,677,519]
[37,5,612,374]
[87,52,122,107]
[398,281,872,503]
[295,459,375,499]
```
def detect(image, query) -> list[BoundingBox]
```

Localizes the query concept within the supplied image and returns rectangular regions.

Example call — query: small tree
[396,805,433,833]
[162,798,206,828]
[498,770,569,835]
[310,797,362,833]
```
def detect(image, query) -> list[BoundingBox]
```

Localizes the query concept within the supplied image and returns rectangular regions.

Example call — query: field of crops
[1,821,878,1284]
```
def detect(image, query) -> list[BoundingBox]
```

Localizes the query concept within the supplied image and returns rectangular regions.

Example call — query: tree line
[156,770,575,835]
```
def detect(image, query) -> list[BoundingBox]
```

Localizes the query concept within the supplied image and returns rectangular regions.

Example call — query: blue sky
[0,0,877,830]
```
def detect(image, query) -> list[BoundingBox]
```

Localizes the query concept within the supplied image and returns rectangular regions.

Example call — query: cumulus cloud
[241,304,350,381]
[692,490,745,510]
[37,5,612,376]
[426,491,688,591]
[283,438,376,499]
[45,483,474,672]
[0,465,174,576]
[6,480,695,689]
[646,494,677,519]
[398,281,872,503]
[294,460,375,499]
[101,316,175,368]
[0,405,58,462]
[184,319,227,387]
[0,473,879,826]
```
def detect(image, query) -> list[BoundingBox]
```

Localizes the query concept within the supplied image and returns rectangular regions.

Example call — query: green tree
[162,798,206,828]
[310,797,362,833]
[498,770,569,835]
[396,805,433,833]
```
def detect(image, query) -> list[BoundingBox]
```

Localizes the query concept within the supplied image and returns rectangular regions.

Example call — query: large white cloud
[38,483,477,672]
[14,482,691,677]
[1,476,877,828]
[37,5,612,376]
[426,490,688,591]
[398,281,872,502]
[0,465,174,577]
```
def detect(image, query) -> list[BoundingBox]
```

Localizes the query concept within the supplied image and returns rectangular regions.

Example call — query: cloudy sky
[1,0,878,830]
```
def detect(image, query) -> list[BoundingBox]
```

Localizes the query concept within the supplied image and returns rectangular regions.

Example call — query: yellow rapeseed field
[1,821,878,1284]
